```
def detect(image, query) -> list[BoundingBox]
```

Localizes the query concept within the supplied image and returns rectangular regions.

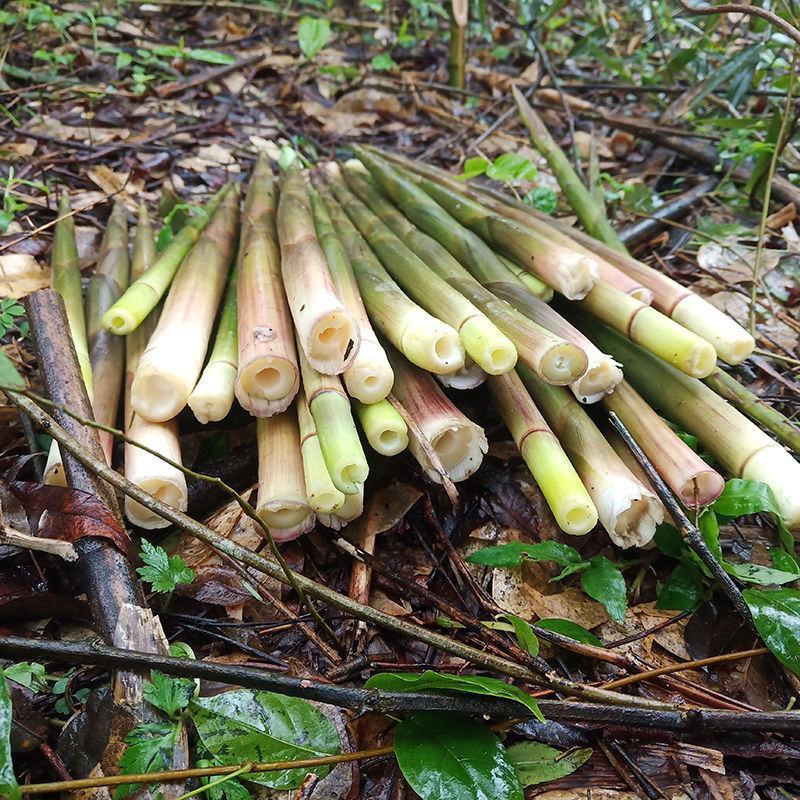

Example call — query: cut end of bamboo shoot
[355,398,409,456]
[458,315,517,375]
[539,342,589,385]
[236,354,300,415]
[343,338,395,404]
[677,470,726,510]
[743,445,800,530]
[572,357,623,404]
[426,420,488,483]
[125,477,188,529]
[671,294,755,366]
[188,361,238,424]
[604,486,663,549]
[437,358,488,390]
[400,321,465,374]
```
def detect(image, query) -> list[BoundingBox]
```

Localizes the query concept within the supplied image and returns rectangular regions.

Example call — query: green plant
[467,541,629,622]
[0,298,28,339]
[297,16,331,59]
[136,539,195,598]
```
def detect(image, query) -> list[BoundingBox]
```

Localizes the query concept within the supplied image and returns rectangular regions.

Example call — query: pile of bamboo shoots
[46,146,800,546]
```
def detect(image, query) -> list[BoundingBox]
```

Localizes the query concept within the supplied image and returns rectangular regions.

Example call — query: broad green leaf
[507,741,592,786]
[713,478,783,519]
[654,523,684,559]
[486,153,537,183]
[0,349,25,391]
[0,673,20,800]
[580,556,627,622]
[499,613,539,656]
[191,689,340,789]
[743,588,800,676]
[467,541,582,569]
[712,478,793,553]
[394,712,523,800]
[460,157,489,179]
[143,671,195,717]
[297,17,331,60]
[727,563,799,586]
[657,563,705,611]
[371,53,397,71]
[366,670,543,720]
[771,548,800,575]
[3,662,47,691]
[534,618,603,647]
[115,721,183,800]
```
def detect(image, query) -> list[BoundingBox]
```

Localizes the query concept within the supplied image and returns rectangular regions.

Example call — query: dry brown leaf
[87,165,130,196]
[706,290,798,351]
[177,143,240,173]
[369,588,411,616]
[697,240,779,283]
[573,131,613,159]
[0,254,49,298]
[331,88,408,118]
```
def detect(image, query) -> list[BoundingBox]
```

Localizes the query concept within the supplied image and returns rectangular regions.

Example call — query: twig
[0,525,77,560]
[607,412,756,631]
[602,647,769,690]
[676,0,800,48]
[19,749,391,795]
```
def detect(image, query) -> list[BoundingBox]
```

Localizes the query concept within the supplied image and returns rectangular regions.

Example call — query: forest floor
[1,1,799,799]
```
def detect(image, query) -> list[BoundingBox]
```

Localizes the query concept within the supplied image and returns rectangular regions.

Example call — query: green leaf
[0,673,20,800]
[115,721,183,800]
[191,689,340,789]
[713,478,783,519]
[143,671,195,717]
[297,16,331,59]
[507,741,593,787]
[371,53,397,71]
[580,556,627,622]
[460,157,489,179]
[187,48,236,65]
[524,187,558,214]
[3,662,48,691]
[136,538,195,594]
[743,588,800,676]
[0,349,25,391]
[534,618,603,647]
[486,153,537,183]
[499,613,539,656]
[727,563,800,586]
[394,712,523,800]
[657,563,705,611]
[654,523,684,559]
[771,548,800,576]
[467,541,582,569]
[365,670,543,720]
[712,478,793,552]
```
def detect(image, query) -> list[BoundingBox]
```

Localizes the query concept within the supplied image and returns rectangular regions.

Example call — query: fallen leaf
[0,254,49,298]
[697,240,779,283]
[177,144,240,173]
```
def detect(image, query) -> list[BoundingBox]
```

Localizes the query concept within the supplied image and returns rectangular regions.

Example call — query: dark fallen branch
[24,289,189,797]
[618,177,720,246]
[24,289,144,639]
[3,635,800,733]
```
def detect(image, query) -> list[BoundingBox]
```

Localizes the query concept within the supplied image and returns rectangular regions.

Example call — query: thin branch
[602,647,769,690]
[677,0,800,47]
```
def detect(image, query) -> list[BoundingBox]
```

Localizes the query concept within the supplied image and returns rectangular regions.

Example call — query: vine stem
[601,647,769,690]
[16,387,340,651]
[18,748,393,795]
